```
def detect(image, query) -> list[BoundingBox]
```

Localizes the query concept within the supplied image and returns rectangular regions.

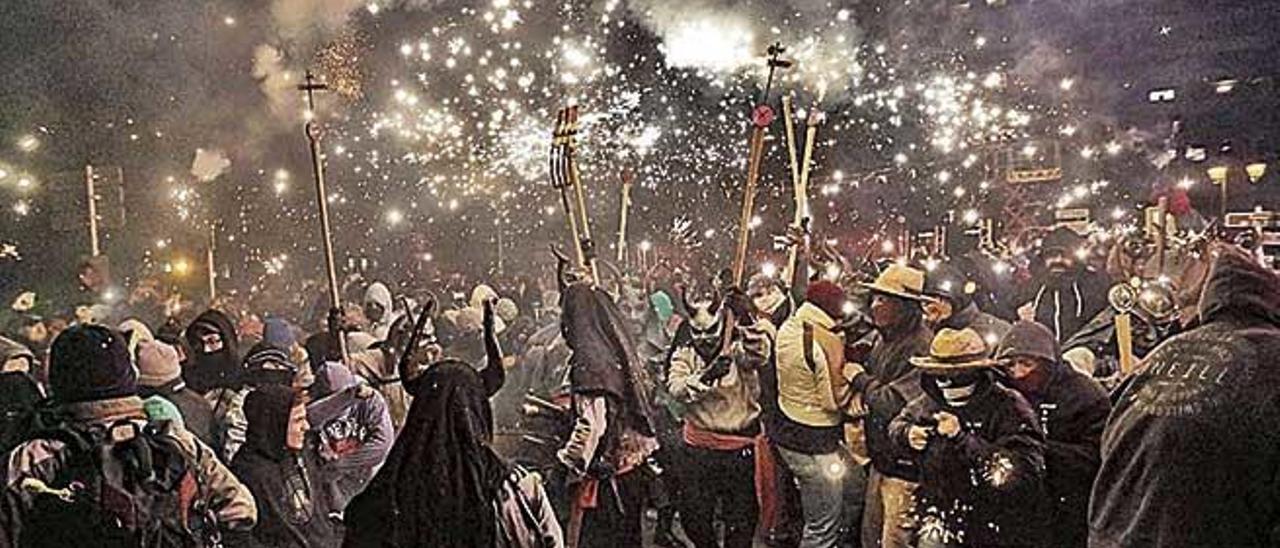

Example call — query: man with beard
[841,264,935,548]
[554,254,658,548]
[1019,227,1110,342]
[922,262,1010,349]
[996,321,1108,548]
[1089,245,1280,547]
[889,328,1047,548]
[667,288,772,548]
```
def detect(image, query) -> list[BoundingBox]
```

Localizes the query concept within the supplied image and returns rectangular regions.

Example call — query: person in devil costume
[343,297,563,548]
[551,249,659,548]
[667,285,773,548]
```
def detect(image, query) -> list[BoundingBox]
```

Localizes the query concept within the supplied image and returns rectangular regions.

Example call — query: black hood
[1198,245,1280,328]
[184,309,241,393]
[343,360,508,548]
[560,283,655,436]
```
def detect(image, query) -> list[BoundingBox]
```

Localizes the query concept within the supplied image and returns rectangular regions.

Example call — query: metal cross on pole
[297,69,348,362]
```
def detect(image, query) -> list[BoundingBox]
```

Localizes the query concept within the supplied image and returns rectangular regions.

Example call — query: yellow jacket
[775,303,844,428]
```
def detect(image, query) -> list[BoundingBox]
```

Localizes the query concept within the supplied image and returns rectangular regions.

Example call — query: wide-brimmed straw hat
[910,327,1005,372]
[860,264,933,302]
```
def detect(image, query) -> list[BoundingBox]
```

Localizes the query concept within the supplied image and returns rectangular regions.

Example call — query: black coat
[1089,248,1280,548]
[1006,363,1108,548]
[1026,268,1110,343]
[890,374,1048,547]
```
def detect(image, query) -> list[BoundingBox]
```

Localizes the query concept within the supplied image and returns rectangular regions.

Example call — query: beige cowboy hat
[909,327,1006,373]
[859,263,934,302]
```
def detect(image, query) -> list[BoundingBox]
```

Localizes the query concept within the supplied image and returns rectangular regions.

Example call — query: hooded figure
[230,385,341,548]
[1089,245,1280,547]
[996,321,1108,548]
[557,280,658,547]
[889,328,1048,548]
[184,309,242,395]
[343,361,562,548]
[307,361,393,510]
[0,336,42,454]
[363,282,399,341]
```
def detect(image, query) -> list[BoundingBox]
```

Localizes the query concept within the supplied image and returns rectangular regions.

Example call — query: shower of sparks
[0,0,1158,292]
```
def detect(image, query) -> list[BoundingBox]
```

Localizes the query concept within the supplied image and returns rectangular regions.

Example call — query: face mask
[940,385,976,406]
[934,374,980,406]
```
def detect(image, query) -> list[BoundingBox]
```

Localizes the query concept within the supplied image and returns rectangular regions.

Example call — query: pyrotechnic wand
[549,105,600,284]
[297,70,348,363]
[782,103,825,286]
[616,170,634,266]
[732,43,792,286]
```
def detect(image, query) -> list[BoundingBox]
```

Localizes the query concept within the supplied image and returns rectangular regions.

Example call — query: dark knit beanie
[805,280,847,320]
[996,321,1060,364]
[49,324,137,404]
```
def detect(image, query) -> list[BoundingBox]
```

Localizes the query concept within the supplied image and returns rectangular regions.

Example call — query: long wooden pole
[299,70,348,363]
[85,165,101,257]
[783,107,822,284]
[207,223,217,303]
[565,110,599,284]
[733,44,789,286]
[617,174,632,264]
[733,123,768,286]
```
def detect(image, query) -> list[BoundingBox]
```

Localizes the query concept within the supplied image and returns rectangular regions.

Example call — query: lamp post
[1207,165,1229,219]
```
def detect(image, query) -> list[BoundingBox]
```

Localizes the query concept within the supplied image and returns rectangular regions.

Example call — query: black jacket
[1005,362,1108,548]
[1027,268,1110,343]
[890,374,1048,547]
[1089,248,1280,548]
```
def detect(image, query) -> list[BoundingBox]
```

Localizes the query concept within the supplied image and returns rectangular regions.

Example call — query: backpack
[19,418,222,548]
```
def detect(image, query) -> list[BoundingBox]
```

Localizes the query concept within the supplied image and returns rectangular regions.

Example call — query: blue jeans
[777,446,865,548]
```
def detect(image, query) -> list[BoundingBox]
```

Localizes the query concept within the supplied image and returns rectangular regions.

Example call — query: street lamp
[1245,162,1267,183]
[1208,162,1268,219]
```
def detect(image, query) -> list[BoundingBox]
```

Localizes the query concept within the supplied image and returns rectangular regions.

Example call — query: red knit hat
[805,280,847,319]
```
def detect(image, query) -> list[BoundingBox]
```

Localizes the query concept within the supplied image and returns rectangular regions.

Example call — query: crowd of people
[0,222,1277,548]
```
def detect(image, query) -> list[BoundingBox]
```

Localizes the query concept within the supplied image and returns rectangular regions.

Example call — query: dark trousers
[580,470,648,548]
[674,442,759,548]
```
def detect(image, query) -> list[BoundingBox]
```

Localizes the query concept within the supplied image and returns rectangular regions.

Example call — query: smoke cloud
[190,148,232,182]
